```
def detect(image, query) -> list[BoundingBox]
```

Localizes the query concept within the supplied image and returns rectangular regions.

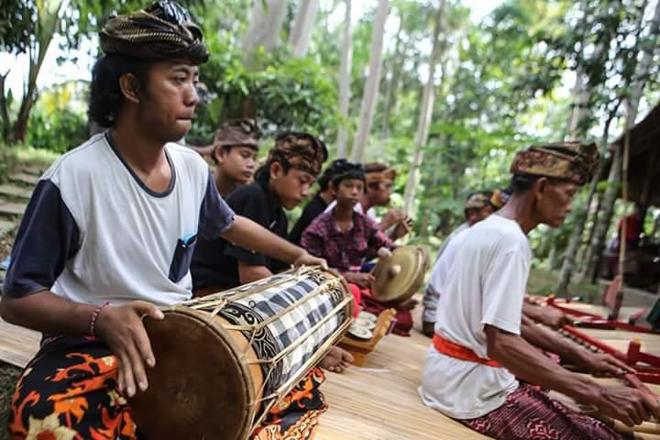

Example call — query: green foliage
[188,30,339,145]
[0,0,35,54]
[26,82,88,153]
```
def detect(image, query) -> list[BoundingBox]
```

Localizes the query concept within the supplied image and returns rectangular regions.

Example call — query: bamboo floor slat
[0,317,39,368]
[317,329,489,440]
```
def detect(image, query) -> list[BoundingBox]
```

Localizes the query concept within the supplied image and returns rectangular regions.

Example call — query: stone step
[8,172,40,186]
[0,202,26,217]
[19,165,47,177]
[0,220,15,240]
[0,184,32,201]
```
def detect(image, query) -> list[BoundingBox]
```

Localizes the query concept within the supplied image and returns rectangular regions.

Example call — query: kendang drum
[371,245,428,304]
[131,266,353,440]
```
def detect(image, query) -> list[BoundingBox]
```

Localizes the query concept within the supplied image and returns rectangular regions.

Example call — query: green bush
[27,108,88,154]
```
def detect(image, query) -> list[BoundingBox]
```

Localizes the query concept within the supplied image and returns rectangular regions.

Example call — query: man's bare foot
[320,346,354,373]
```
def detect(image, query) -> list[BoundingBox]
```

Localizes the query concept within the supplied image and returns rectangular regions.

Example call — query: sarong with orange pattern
[8,336,326,440]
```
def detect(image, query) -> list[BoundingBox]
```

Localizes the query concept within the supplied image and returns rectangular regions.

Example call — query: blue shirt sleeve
[3,180,80,297]
[198,171,235,240]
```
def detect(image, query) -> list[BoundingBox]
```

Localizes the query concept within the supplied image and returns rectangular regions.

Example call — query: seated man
[191,133,353,376]
[288,159,344,245]
[210,118,260,197]
[422,191,571,338]
[0,3,324,439]
[421,191,499,336]
[325,162,411,240]
[302,162,416,335]
[420,142,659,439]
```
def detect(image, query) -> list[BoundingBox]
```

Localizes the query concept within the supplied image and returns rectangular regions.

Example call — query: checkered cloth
[219,271,348,398]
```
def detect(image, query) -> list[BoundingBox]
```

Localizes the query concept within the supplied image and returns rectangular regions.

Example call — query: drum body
[131,266,352,440]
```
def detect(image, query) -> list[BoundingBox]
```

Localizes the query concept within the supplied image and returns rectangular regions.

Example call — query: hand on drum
[591,384,660,426]
[344,272,375,288]
[95,301,164,397]
[293,251,327,270]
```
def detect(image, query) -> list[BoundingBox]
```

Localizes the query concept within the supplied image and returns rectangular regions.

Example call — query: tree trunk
[242,0,288,58]
[557,101,618,293]
[566,69,590,140]
[582,0,660,282]
[350,0,389,163]
[8,0,63,143]
[336,0,352,159]
[379,15,404,139]
[403,2,445,214]
[288,0,319,57]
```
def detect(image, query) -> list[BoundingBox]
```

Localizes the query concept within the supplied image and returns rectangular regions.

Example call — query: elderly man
[420,142,659,439]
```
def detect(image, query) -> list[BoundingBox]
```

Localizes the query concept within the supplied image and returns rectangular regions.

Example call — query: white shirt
[427,223,470,297]
[4,133,235,307]
[422,223,470,323]
[323,200,377,221]
[419,214,531,419]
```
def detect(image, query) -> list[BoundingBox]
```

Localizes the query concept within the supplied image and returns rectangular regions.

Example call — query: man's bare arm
[0,290,94,335]
[221,216,325,267]
[238,261,273,284]
[486,325,658,426]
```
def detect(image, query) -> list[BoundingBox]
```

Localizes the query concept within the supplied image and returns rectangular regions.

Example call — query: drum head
[131,310,255,440]
[371,246,428,303]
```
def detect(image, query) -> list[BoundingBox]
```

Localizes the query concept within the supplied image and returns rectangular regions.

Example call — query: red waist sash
[433,333,502,368]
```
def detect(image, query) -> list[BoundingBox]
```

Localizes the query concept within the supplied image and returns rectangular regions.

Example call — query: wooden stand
[339,308,396,366]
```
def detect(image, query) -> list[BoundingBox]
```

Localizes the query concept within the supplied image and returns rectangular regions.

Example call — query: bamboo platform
[317,324,488,439]
[0,300,658,439]
[0,317,39,368]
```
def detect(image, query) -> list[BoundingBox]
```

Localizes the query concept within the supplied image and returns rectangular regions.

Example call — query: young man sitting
[210,118,260,197]
[288,159,344,245]
[420,142,659,439]
[300,162,419,334]
[0,3,324,438]
[191,132,353,372]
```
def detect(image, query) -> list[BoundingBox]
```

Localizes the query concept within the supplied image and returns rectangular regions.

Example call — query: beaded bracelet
[90,301,110,337]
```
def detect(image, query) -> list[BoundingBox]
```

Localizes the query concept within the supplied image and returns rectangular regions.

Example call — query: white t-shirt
[3,133,235,307]
[422,223,470,323]
[419,214,531,419]
[427,223,470,296]
[323,200,377,221]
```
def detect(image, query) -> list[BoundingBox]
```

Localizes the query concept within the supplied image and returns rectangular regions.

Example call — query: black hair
[329,160,366,187]
[254,157,292,184]
[88,54,151,128]
[510,174,541,194]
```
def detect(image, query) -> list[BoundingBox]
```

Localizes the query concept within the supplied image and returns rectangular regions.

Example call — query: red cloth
[347,283,362,318]
[360,289,413,336]
[461,383,621,440]
[432,333,502,368]
[618,213,642,242]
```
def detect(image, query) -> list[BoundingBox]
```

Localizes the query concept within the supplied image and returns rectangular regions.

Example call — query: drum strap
[432,333,503,368]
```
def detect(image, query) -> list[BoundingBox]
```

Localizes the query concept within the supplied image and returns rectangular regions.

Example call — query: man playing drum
[0,3,325,438]
[210,118,260,197]
[420,142,660,439]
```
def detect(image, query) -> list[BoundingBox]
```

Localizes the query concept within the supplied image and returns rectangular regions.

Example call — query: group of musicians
[0,2,658,439]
